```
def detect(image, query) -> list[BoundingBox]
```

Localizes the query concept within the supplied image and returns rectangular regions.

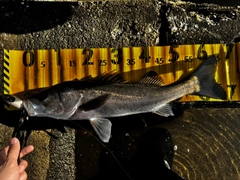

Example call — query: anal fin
[153,104,174,117]
[90,118,112,143]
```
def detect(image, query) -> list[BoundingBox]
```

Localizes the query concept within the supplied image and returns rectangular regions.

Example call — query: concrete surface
[1,0,240,180]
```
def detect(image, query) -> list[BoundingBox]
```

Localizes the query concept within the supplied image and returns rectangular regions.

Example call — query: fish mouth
[3,95,23,109]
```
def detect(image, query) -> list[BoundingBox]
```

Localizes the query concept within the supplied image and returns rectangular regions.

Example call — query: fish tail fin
[190,55,226,100]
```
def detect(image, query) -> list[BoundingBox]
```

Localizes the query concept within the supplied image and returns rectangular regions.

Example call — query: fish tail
[190,55,226,99]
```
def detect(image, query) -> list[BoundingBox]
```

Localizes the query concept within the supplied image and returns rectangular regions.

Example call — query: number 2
[82,48,94,65]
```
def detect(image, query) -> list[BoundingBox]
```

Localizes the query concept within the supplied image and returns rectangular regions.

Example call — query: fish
[4,55,226,142]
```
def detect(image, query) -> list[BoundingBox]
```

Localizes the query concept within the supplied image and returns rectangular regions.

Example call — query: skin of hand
[0,138,34,180]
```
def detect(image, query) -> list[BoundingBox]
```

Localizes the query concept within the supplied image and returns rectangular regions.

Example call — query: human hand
[0,138,34,180]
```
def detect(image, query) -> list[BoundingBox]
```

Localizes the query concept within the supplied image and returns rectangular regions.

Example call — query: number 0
[23,51,34,67]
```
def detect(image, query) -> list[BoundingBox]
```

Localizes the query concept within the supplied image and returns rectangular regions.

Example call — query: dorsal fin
[138,71,164,86]
[94,71,126,84]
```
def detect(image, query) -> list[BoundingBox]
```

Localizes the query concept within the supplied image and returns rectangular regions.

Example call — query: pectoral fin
[90,118,112,143]
[79,94,110,111]
[153,104,174,117]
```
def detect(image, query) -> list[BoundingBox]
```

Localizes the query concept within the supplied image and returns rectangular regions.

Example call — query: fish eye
[3,95,15,102]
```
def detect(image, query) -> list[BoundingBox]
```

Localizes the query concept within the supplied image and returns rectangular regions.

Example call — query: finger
[19,145,34,158]
[1,146,9,156]
[0,146,9,163]
[6,138,20,162]
[20,171,28,180]
[19,159,28,173]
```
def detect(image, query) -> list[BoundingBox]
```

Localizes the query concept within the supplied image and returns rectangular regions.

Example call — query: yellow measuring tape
[3,43,240,102]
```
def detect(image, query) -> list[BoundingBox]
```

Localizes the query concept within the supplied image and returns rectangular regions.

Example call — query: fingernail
[10,138,18,145]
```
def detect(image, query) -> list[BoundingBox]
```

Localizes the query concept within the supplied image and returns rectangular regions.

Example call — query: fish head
[22,88,82,119]
[3,95,23,109]
[21,88,65,117]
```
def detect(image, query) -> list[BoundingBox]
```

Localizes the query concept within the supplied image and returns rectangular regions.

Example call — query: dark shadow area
[0,2,76,34]
[234,37,240,43]
[159,5,171,46]
[88,127,183,180]
[74,107,184,180]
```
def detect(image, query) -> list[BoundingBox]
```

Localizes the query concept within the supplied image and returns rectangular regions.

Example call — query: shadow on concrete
[0,2,75,34]
[88,126,183,180]
[159,5,171,46]
[74,106,184,180]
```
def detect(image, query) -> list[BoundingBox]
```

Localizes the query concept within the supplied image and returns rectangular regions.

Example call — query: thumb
[6,138,20,162]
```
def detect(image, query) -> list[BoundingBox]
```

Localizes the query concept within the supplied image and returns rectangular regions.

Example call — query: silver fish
[4,55,226,142]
